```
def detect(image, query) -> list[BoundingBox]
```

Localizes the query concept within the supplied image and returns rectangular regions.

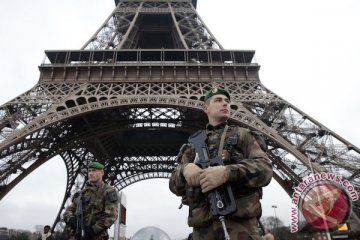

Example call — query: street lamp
[272,205,278,230]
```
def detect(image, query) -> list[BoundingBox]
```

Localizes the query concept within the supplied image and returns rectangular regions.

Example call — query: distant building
[0,227,9,240]
[130,226,171,240]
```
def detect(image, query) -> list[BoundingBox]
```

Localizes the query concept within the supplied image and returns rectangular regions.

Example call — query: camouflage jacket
[169,123,273,227]
[63,181,119,238]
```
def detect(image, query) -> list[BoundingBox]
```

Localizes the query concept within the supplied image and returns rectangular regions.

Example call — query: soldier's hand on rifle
[84,226,95,239]
[199,166,230,192]
[67,217,77,230]
[183,163,202,186]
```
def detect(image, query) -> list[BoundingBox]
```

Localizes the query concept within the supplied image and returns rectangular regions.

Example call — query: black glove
[68,217,77,230]
[84,226,94,239]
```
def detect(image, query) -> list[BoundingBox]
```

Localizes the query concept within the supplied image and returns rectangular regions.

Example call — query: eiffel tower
[1,0,360,233]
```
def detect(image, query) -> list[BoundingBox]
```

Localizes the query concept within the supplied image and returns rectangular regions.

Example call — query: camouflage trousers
[192,217,262,240]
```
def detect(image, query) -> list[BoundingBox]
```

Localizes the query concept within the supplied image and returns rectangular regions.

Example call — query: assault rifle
[189,130,237,240]
[74,192,85,240]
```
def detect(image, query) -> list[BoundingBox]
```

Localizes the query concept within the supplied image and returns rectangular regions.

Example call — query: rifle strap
[217,125,229,157]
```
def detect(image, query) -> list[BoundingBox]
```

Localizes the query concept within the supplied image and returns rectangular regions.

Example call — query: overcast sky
[0,0,359,239]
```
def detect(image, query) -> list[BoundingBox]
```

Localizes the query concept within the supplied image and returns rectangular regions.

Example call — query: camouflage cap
[204,87,230,102]
[88,161,105,169]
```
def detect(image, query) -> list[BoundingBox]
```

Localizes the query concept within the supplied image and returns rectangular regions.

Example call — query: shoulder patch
[106,188,119,203]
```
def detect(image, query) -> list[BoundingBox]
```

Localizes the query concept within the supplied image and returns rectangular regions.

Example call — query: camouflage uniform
[169,123,273,240]
[63,181,119,240]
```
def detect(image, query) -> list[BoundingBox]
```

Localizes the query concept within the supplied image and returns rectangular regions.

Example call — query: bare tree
[260,216,284,231]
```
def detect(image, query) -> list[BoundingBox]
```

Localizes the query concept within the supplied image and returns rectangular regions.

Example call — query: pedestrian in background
[41,225,54,240]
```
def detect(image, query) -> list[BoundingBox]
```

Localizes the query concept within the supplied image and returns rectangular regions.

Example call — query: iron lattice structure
[1,0,360,231]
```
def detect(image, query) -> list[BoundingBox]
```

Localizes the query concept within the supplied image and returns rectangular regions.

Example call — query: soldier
[169,87,273,240]
[63,161,119,240]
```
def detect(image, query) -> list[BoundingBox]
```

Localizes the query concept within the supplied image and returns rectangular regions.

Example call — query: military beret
[204,87,230,102]
[88,161,105,169]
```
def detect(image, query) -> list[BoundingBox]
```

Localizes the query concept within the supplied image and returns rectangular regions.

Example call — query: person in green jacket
[63,161,119,240]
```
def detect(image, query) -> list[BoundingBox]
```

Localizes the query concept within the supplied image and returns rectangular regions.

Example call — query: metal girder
[83,1,221,50]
